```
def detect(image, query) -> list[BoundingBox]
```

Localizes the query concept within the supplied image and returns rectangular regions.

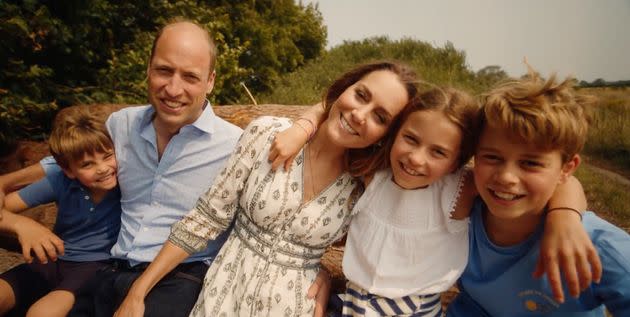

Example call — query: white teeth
[492,190,519,200]
[164,100,183,109]
[340,116,358,135]
[401,163,422,176]
[97,173,114,183]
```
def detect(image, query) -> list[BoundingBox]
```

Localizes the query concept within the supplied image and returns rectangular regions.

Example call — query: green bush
[259,37,505,105]
[0,0,326,148]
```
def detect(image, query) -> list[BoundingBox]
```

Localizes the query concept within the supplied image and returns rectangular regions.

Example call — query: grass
[574,164,630,232]
[579,87,630,177]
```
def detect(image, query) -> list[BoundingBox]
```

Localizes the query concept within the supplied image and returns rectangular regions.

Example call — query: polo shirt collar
[68,178,84,190]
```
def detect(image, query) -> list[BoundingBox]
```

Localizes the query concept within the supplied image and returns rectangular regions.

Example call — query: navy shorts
[0,259,108,315]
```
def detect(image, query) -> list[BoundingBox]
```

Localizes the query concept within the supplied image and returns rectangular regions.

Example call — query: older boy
[447,73,630,316]
[0,107,121,317]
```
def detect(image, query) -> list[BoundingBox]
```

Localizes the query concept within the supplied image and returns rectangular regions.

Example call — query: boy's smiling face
[473,125,578,220]
[63,149,118,197]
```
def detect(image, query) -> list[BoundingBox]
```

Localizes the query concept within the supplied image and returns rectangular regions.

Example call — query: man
[1,20,330,317]
[0,20,237,317]
[66,20,243,317]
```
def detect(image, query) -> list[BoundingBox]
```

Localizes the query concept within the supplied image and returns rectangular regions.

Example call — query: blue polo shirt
[18,165,121,262]
[105,104,242,265]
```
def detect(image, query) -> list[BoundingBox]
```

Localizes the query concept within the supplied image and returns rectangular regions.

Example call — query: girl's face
[389,110,462,189]
[323,70,409,149]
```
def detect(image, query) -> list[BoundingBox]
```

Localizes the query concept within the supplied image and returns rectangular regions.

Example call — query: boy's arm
[537,175,602,303]
[0,192,64,264]
[450,169,477,220]
[269,103,325,171]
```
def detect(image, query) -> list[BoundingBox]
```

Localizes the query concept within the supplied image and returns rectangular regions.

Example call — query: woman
[114,61,418,317]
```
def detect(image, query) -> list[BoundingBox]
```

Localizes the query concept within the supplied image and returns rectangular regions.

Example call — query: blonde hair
[480,69,593,162]
[49,107,113,169]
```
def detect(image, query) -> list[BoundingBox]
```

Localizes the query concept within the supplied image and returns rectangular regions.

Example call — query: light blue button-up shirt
[106,104,242,265]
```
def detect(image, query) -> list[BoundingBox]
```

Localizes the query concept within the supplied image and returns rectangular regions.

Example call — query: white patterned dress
[169,116,358,317]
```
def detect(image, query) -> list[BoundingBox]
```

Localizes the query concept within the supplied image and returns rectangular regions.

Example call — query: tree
[476,65,509,86]
[0,0,326,148]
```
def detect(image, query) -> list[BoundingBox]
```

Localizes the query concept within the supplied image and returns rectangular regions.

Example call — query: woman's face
[323,70,409,149]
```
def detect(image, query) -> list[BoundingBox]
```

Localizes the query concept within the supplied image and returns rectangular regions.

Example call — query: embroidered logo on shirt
[518,290,559,313]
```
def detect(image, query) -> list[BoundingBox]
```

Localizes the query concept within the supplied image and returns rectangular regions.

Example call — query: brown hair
[365,87,480,173]
[49,107,113,170]
[149,18,217,75]
[329,61,419,177]
[480,69,593,162]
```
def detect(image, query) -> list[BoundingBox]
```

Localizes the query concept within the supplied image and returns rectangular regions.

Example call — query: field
[578,86,630,231]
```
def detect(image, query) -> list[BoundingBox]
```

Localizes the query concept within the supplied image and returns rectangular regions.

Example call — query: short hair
[480,70,593,162]
[49,107,114,170]
[149,18,217,74]
[326,61,419,177]
[363,87,480,173]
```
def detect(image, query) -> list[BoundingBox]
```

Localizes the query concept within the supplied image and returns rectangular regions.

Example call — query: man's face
[473,125,577,221]
[147,23,215,134]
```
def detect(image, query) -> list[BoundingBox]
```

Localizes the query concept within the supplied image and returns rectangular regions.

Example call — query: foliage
[259,36,505,105]
[0,0,326,148]
[579,78,630,88]
[580,87,630,173]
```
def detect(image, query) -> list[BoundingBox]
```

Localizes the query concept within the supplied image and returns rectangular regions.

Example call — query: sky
[303,0,630,82]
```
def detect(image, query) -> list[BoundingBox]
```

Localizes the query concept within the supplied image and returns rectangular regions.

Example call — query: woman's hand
[308,269,331,317]
[113,292,146,317]
[268,124,309,171]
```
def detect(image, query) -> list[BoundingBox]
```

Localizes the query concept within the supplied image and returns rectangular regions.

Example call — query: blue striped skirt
[342,281,443,317]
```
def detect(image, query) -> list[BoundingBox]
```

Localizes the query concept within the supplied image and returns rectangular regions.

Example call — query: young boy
[447,73,630,316]
[0,107,121,317]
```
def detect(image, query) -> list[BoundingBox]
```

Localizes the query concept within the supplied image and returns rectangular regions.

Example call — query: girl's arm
[269,103,325,171]
[114,242,190,317]
[538,175,601,304]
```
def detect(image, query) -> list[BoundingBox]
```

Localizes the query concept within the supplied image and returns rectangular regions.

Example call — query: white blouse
[342,168,469,298]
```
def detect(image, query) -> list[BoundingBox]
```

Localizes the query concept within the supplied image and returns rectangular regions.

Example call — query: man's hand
[308,269,331,317]
[535,210,602,303]
[0,163,48,213]
[13,215,64,264]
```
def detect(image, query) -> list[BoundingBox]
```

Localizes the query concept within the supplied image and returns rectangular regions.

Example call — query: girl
[342,88,479,316]
[114,61,419,317]
[271,87,595,316]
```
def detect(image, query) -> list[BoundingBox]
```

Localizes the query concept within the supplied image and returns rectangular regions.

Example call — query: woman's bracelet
[546,207,583,221]
[294,120,311,139]
[295,117,317,140]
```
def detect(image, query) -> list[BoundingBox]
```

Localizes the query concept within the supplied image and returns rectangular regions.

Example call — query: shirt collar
[68,178,84,190]
[141,100,216,136]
